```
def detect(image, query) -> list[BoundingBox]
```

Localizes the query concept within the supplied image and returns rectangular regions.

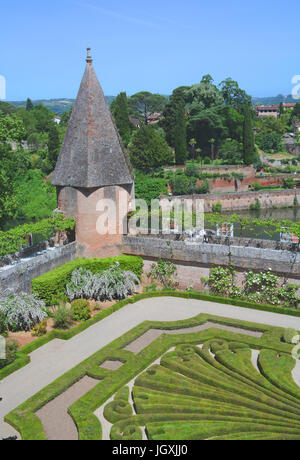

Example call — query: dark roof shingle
[52,57,133,188]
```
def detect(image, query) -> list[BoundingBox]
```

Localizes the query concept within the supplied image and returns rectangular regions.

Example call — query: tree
[162,88,187,165]
[184,75,224,110]
[129,125,173,171]
[46,124,60,172]
[111,92,131,145]
[26,98,34,111]
[0,114,26,143]
[31,105,54,132]
[243,105,256,165]
[128,92,167,125]
[219,78,251,111]
[291,103,300,122]
[219,139,244,165]
[279,102,284,117]
[0,143,30,228]
[220,105,244,141]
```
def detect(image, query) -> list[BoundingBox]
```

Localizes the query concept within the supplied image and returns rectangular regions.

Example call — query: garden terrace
[3,295,300,441]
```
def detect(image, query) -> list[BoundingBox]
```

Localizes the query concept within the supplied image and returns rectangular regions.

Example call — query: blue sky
[1,0,299,100]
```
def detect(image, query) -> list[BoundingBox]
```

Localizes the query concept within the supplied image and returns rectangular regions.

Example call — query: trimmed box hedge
[4,309,294,441]
[31,255,144,304]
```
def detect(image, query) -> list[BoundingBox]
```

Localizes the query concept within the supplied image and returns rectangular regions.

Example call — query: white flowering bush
[95,263,139,301]
[207,267,299,308]
[0,293,47,332]
[66,263,140,301]
[66,267,99,301]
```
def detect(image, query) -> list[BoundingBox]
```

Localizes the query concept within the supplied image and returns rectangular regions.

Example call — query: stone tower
[52,48,135,258]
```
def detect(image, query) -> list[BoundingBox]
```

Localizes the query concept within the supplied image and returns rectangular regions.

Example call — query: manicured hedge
[1,290,299,382]
[4,304,294,441]
[31,255,144,304]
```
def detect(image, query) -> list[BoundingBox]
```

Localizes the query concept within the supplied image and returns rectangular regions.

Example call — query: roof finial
[86,47,93,64]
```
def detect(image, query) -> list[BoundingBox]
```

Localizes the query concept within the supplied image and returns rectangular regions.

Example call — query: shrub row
[31,255,144,304]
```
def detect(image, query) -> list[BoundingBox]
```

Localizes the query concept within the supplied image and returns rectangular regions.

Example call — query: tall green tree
[46,124,60,172]
[162,88,187,165]
[243,105,256,165]
[26,98,34,111]
[129,125,173,171]
[111,92,131,145]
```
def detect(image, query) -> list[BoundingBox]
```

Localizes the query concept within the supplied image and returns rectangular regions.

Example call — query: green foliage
[162,88,187,165]
[7,290,299,441]
[212,201,222,213]
[32,255,144,305]
[128,92,167,125]
[44,123,60,173]
[52,302,73,329]
[208,267,299,309]
[283,328,299,344]
[129,125,173,171]
[250,199,261,210]
[218,138,244,165]
[31,319,47,337]
[52,303,73,330]
[0,113,26,143]
[148,259,178,289]
[134,170,168,205]
[111,92,131,146]
[243,105,256,165]
[13,170,57,222]
[0,214,75,258]
[257,133,282,153]
[0,340,19,370]
[70,300,91,322]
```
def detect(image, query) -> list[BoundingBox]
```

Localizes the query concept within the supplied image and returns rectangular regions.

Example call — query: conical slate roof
[52,50,133,188]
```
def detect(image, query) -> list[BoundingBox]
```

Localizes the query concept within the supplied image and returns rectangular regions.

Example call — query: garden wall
[0,242,77,294]
[168,189,300,212]
[123,235,300,291]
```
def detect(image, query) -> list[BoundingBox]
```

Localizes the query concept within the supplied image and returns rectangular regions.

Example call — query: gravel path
[1,296,300,439]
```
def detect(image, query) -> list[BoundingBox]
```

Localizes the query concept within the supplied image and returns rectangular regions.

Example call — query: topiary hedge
[31,255,144,304]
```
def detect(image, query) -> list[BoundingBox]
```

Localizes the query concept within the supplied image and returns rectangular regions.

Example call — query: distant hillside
[9,97,116,114]
[252,94,297,106]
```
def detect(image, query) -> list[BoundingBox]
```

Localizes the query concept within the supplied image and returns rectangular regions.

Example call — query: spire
[52,50,133,188]
[86,47,92,64]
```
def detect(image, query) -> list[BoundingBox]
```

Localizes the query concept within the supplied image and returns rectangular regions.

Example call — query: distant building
[54,115,61,124]
[254,103,296,119]
[254,105,279,118]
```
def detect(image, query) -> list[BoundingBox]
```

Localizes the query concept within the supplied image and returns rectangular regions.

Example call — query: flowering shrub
[66,267,98,301]
[244,271,280,305]
[96,263,139,301]
[207,267,299,309]
[66,263,140,302]
[208,267,234,297]
[0,293,47,332]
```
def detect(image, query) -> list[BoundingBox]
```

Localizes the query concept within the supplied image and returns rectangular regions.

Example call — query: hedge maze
[4,300,300,441]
